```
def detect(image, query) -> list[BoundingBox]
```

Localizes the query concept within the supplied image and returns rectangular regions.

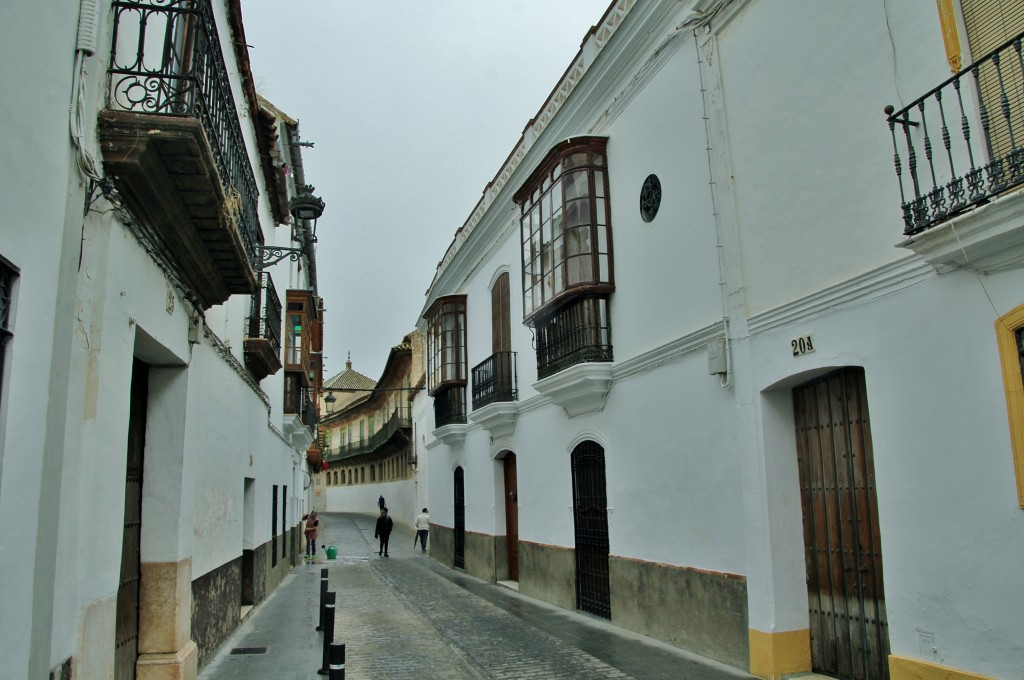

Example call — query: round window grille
[640,174,662,222]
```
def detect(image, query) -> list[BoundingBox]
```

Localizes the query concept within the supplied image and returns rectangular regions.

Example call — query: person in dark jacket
[378,494,386,511]
[374,507,394,557]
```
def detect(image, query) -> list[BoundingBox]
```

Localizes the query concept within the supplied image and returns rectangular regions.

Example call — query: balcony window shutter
[961,0,1024,160]
[492,272,511,354]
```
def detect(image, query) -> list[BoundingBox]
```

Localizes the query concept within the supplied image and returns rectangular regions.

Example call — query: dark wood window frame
[514,136,614,326]
[426,295,468,426]
[514,137,614,378]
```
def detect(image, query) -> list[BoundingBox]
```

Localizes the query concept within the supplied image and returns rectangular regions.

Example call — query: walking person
[378,494,386,511]
[414,507,430,552]
[302,511,318,561]
[374,507,393,557]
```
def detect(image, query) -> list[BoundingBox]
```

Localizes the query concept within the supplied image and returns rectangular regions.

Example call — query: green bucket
[325,545,338,560]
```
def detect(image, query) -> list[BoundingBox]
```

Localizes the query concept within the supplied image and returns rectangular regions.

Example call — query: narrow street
[198,513,755,680]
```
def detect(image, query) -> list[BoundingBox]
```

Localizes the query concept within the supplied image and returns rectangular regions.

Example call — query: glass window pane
[595,171,605,198]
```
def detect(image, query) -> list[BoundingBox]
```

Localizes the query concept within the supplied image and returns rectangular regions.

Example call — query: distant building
[0,2,325,677]
[320,331,427,523]
[416,2,1024,680]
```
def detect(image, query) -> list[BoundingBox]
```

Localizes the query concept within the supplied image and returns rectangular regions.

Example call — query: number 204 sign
[791,334,815,357]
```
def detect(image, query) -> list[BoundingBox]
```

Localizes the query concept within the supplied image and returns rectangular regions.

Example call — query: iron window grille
[433,385,467,428]
[471,351,518,409]
[535,295,612,380]
[245,271,282,352]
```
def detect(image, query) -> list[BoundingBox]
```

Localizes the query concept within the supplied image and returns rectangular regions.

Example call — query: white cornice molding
[746,255,934,336]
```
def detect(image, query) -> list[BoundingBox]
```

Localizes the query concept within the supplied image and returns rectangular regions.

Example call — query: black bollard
[328,642,346,679]
[317,591,336,675]
[316,568,328,631]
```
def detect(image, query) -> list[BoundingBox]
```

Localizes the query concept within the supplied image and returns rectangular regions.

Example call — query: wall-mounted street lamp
[324,392,337,414]
[256,184,326,270]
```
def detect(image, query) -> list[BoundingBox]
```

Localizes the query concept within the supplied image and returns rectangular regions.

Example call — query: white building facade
[0,1,324,678]
[418,2,1024,679]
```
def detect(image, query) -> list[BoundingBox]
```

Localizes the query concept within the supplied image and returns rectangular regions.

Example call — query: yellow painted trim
[890,655,997,680]
[994,304,1024,508]
[748,629,810,680]
[935,0,962,72]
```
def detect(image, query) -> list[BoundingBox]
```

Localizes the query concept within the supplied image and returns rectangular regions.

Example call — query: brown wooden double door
[793,368,889,680]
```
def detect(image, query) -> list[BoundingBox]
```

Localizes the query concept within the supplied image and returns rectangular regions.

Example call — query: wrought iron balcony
[536,295,612,380]
[433,385,467,428]
[323,409,412,462]
[99,0,261,308]
[471,352,518,410]
[243,271,283,381]
[886,31,1024,236]
[285,380,316,430]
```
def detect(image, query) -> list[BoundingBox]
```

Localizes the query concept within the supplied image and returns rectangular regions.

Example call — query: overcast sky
[242,0,611,381]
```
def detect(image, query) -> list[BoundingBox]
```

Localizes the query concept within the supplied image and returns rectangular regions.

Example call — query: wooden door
[571,441,610,619]
[115,360,147,680]
[793,368,889,680]
[503,453,519,580]
[454,467,465,569]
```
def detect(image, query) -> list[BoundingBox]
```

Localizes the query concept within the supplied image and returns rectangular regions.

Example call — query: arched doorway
[793,367,889,680]
[502,453,519,581]
[571,440,610,619]
[453,466,465,569]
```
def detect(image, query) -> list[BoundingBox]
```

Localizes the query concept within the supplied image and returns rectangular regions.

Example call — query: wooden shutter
[961,0,1024,160]
[492,272,511,354]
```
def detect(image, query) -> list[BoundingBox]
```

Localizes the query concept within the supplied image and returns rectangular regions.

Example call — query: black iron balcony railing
[886,31,1024,235]
[284,379,315,429]
[323,408,412,461]
[107,0,260,263]
[471,352,518,410]
[434,385,467,428]
[246,271,282,353]
[536,295,612,380]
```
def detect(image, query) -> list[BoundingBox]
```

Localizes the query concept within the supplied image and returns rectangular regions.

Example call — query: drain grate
[229,647,267,655]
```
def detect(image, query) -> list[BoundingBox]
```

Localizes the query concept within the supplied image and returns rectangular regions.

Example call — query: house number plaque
[791,334,815,357]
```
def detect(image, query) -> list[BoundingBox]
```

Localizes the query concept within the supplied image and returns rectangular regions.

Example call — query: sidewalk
[198,512,754,679]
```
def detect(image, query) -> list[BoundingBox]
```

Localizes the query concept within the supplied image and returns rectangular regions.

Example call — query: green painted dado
[609,556,749,670]
[518,541,576,610]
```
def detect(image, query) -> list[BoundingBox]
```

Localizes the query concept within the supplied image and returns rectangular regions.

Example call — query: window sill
[432,423,468,448]
[532,362,613,418]
[469,401,518,439]
[897,189,1024,273]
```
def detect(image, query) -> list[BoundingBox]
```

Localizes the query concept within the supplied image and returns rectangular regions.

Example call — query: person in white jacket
[414,508,430,552]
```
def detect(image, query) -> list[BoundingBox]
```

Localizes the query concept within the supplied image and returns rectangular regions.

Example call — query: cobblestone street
[199,513,753,680]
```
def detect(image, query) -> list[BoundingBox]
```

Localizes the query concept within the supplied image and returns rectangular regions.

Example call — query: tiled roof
[325,368,376,391]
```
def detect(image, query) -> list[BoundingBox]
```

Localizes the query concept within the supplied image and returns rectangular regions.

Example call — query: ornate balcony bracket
[897,189,1024,273]
[432,423,468,448]
[469,402,518,440]
[532,363,613,418]
[257,245,305,270]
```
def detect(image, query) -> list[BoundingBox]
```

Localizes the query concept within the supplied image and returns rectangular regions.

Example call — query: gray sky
[243,0,611,381]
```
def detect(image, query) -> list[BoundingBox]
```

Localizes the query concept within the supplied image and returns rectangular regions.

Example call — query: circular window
[640,174,662,222]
